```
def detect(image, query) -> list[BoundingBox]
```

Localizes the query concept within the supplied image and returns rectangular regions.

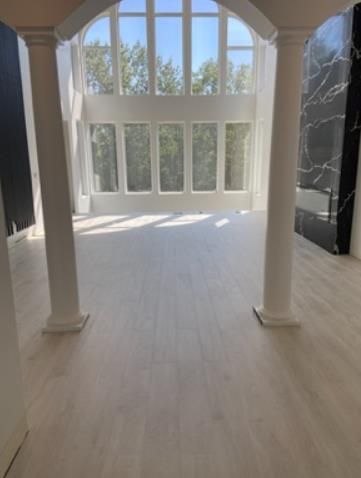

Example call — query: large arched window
[81,0,255,97]
[76,0,269,214]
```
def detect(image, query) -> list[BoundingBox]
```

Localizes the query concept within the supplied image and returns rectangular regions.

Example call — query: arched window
[118,0,149,94]
[81,1,256,97]
[83,16,113,94]
[226,16,254,94]
[77,0,267,213]
[191,0,219,95]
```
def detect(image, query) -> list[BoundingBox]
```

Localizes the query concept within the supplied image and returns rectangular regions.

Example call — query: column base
[42,313,89,334]
[253,306,299,327]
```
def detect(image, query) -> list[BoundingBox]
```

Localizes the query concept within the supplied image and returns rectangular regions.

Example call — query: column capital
[17,27,61,48]
[270,27,313,48]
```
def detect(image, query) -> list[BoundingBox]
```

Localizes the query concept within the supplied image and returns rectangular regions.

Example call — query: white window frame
[121,121,153,195]
[190,6,220,96]
[224,120,254,193]
[191,120,219,194]
[157,121,186,194]
[225,14,257,95]
[81,13,114,96]
[154,7,185,96]
[77,0,264,213]
[87,121,120,195]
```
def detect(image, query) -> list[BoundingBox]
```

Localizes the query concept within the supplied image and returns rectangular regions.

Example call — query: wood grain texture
[7,212,361,477]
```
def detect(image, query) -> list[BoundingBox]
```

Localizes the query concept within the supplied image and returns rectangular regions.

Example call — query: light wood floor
[7,212,361,477]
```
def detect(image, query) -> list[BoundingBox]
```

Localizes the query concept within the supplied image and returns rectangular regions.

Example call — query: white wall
[18,38,80,225]
[18,38,43,233]
[0,191,27,478]
[253,39,276,210]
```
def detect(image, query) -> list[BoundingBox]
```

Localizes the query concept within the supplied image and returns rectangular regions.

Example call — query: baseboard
[7,226,34,248]
[0,416,28,478]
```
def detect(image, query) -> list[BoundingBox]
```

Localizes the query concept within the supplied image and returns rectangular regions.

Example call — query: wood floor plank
[6,212,361,477]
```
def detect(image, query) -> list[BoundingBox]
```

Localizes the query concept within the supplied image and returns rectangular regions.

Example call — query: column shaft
[254,30,310,326]
[21,29,88,332]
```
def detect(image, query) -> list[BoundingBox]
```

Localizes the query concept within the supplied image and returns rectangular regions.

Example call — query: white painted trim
[43,313,90,333]
[157,121,186,194]
[0,416,28,478]
[253,307,300,328]
[7,226,35,248]
[57,0,275,42]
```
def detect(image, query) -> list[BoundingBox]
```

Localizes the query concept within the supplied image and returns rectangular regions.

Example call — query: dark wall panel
[295,5,361,254]
[0,22,34,236]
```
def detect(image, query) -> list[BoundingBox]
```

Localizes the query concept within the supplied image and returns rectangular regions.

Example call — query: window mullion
[219,7,227,96]
[147,0,156,95]
[184,0,191,95]
[111,5,121,95]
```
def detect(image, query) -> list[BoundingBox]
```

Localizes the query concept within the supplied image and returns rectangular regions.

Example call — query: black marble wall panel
[295,5,361,254]
[0,22,34,236]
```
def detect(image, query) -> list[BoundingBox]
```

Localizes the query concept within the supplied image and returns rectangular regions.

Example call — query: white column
[19,28,88,333]
[254,28,311,327]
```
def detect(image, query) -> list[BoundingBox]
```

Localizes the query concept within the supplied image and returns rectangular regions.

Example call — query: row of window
[82,0,255,96]
[88,122,252,194]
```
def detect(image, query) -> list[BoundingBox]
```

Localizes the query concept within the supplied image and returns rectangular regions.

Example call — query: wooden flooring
[7,212,361,477]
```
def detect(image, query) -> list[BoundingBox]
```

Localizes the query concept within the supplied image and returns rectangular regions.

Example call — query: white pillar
[19,28,88,333]
[254,28,311,327]
[0,186,28,475]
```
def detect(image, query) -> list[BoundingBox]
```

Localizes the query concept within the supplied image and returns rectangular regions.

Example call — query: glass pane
[119,0,146,13]
[192,0,218,13]
[84,46,113,94]
[155,0,182,13]
[124,124,152,192]
[156,17,183,95]
[192,17,219,95]
[159,124,184,192]
[225,123,251,191]
[90,124,118,192]
[227,49,253,94]
[84,17,111,45]
[227,17,253,46]
[192,123,217,191]
[83,17,113,94]
[119,17,149,94]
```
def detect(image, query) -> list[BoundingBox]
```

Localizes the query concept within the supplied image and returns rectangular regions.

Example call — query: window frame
[225,14,256,95]
[157,121,186,194]
[154,10,185,96]
[191,120,219,194]
[190,9,220,96]
[117,5,150,95]
[81,13,115,96]
[80,2,258,97]
[223,120,254,193]
[121,121,153,195]
[87,121,120,195]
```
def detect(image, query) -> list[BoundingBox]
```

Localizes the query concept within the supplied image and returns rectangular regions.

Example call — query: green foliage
[225,123,251,191]
[84,40,252,96]
[120,41,149,95]
[227,61,252,94]
[159,124,184,192]
[85,40,253,192]
[124,124,152,192]
[192,59,219,95]
[84,41,113,94]
[90,124,118,192]
[192,123,217,191]
[156,58,183,95]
